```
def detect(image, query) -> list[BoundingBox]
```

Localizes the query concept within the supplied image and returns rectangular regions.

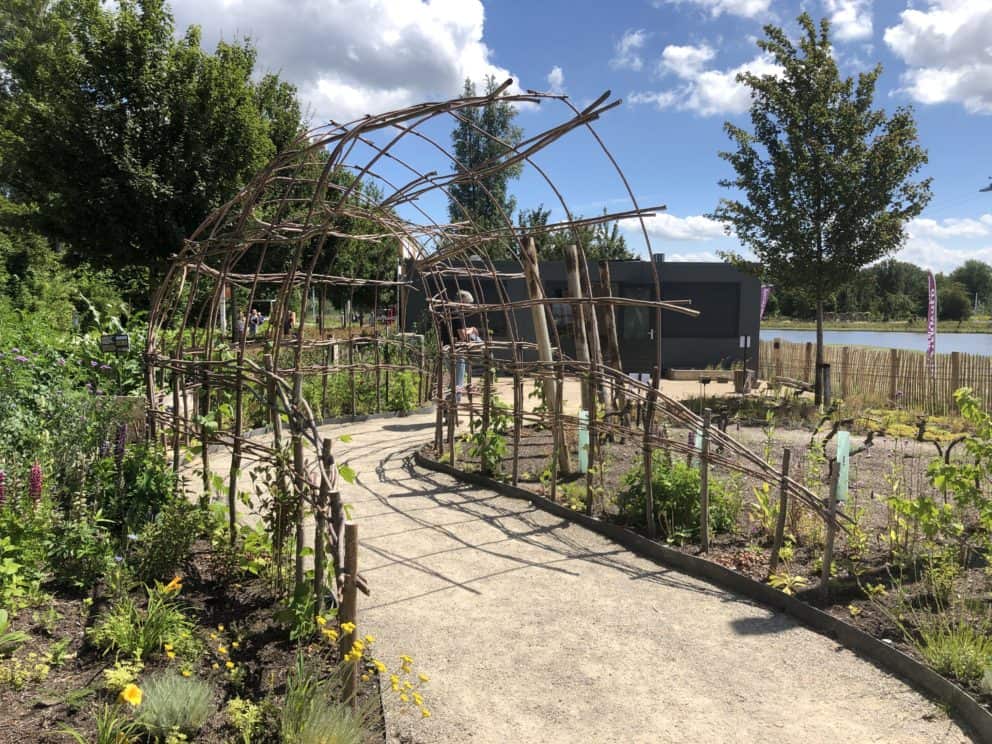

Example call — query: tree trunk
[815,299,824,405]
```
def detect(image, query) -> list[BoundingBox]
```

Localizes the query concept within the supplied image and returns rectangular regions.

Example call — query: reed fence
[759,338,992,415]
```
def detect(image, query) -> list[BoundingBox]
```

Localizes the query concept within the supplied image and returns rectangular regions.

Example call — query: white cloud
[824,0,873,42]
[631,44,780,116]
[884,1,992,114]
[898,236,992,273]
[546,65,565,93]
[621,213,729,241]
[658,0,772,19]
[909,214,992,239]
[665,251,724,262]
[611,29,650,71]
[167,0,517,123]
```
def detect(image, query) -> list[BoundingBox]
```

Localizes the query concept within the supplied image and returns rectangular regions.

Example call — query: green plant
[89,584,196,661]
[466,398,510,476]
[296,704,364,744]
[918,622,992,683]
[768,571,809,595]
[0,609,28,657]
[616,454,739,540]
[132,498,206,583]
[47,504,116,591]
[62,703,139,744]
[226,697,263,744]
[103,659,144,694]
[749,482,777,540]
[276,584,318,642]
[137,671,214,739]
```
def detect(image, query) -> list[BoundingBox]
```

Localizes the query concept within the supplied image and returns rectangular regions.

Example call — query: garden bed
[430,406,992,717]
[0,538,386,743]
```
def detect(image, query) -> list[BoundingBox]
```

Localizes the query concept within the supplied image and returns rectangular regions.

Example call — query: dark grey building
[403,257,760,376]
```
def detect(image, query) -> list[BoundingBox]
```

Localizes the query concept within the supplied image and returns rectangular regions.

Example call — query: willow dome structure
[145,82,835,591]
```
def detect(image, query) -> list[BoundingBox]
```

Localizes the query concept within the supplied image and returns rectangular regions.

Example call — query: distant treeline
[766,258,992,322]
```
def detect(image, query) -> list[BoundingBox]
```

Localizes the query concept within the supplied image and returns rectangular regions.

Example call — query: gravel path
[327,411,973,744]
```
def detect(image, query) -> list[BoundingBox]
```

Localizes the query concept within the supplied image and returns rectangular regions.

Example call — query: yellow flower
[361,673,370,682]
[413,693,423,706]
[403,681,412,690]
[399,655,413,664]
[420,708,431,719]
[209,633,217,640]
[373,660,387,674]
[364,634,375,644]
[217,624,225,632]
[212,663,219,670]
[231,641,240,649]
[163,643,173,652]
[181,670,191,678]
[401,664,411,675]
[389,675,399,686]
[163,576,182,593]
[316,616,327,626]
[400,693,409,703]
[217,646,228,655]
[166,651,176,660]
[321,628,338,641]
[418,673,430,683]
[119,684,142,707]
[226,661,235,669]
[340,622,356,634]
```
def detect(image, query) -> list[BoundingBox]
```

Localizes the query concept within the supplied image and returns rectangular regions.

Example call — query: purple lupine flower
[14,355,29,363]
[99,364,112,371]
[85,382,94,392]
[56,358,66,366]
[0,470,6,509]
[90,360,98,367]
[10,348,19,354]
[114,424,127,466]
[29,462,42,506]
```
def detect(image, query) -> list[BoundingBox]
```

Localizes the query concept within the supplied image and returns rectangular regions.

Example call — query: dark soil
[433,419,992,711]
[0,541,384,744]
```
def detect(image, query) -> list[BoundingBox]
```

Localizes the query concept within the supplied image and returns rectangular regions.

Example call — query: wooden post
[374,338,381,413]
[768,448,792,577]
[511,371,523,487]
[171,371,181,473]
[292,376,306,594]
[521,236,569,474]
[349,337,357,419]
[686,431,694,467]
[447,348,456,466]
[549,366,565,503]
[598,261,625,432]
[821,465,840,599]
[481,348,493,473]
[773,338,783,381]
[227,372,244,546]
[340,521,359,707]
[200,384,211,503]
[700,408,712,553]
[840,347,850,399]
[888,347,900,403]
[577,247,609,408]
[642,366,659,539]
[264,354,288,588]
[950,351,961,396]
[585,372,597,515]
[803,342,813,383]
[314,438,332,617]
[564,245,592,415]
[330,489,343,577]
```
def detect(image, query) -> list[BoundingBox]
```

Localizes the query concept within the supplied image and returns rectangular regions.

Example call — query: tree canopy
[712,13,931,401]
[447,76,523,260]
[0,0,303,283]
[517,206,634,261]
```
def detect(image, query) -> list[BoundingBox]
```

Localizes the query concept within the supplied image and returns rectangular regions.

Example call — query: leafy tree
[0,0,303,296]
[448,76,523,260]
[712,14,931,403]
[517,206,634,261]
[939,281,973,322]
[950,260,992,313]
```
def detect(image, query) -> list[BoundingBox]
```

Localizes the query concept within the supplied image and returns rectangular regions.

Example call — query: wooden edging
[414,450,990,742]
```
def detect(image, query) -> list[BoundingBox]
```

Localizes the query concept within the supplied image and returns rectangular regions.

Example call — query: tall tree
[518,206,634,261]
[950,260,992,312]
[712,14,931,403]
[0,0,303,291]
[448,76,523,260]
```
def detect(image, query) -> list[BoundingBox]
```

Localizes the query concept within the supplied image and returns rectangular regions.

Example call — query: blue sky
[167,0,992,272]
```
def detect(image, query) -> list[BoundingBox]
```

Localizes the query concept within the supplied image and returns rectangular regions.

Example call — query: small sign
[99,333,130,354]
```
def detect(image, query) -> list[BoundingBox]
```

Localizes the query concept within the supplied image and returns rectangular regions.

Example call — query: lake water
[765,328,992,356]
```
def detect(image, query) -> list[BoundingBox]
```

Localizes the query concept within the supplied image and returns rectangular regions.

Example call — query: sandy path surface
[318,411,973,744]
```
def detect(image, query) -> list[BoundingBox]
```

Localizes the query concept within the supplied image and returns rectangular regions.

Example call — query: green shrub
[281,652,368,744]
[89,585,196,661]
[47,505,115,591]
[138,671,214,739]
[226,697,263,744]
[297,704,364,744]
[0,609,28,657]
[132,498,206,583]
[919,622,992,683]
[616,453,740,540]
[90,443,177,540]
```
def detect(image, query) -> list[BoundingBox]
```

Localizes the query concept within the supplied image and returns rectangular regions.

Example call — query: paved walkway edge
[414,450,989,742]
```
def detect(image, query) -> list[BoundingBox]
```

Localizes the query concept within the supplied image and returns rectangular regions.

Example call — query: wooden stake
[340,521,359,707]
[821,465,840,599]
[314,438,332,616]
[700,408,712,553]
[768,448,792,577]
[888,348,900,403]
[512,371,523,486]
[643,366,659,539]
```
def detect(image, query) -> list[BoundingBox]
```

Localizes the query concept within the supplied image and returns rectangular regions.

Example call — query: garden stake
[821,465,841,599]
[700,408,712,553]
[341,521,359,708]
[768,448,792,577]
[643,366,659,540]
[314,437,332,617]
